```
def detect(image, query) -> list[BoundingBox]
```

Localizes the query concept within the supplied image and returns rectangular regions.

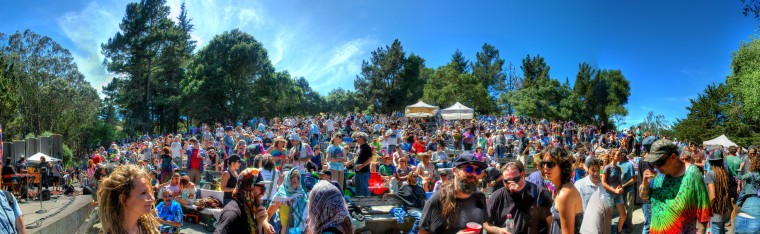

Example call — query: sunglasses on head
[460,165,483,175]
[539,161,557,168]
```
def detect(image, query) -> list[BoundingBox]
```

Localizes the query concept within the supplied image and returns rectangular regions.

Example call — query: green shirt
[650,164,711,234]
[726,155,742,178]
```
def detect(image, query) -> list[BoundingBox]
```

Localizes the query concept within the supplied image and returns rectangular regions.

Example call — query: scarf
[307,181,349,233]
[232,168,263,234]
[274,168,308,231]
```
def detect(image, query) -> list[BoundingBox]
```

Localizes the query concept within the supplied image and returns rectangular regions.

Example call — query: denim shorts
[601,191,624,208]
[734,213,760,234]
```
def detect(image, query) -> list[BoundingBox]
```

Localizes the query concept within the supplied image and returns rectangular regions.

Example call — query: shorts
[52,176,60,183]
[601,191,624,207]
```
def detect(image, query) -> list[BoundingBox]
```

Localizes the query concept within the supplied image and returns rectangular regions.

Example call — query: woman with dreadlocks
[215,168,275,234]
[703,149,732,234]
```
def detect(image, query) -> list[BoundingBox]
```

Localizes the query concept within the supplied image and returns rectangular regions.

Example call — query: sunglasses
[460,165,483,175]
[503,176,521,184]
[653,155,669,168]
[539,161,557,168]
[163,195,173,198]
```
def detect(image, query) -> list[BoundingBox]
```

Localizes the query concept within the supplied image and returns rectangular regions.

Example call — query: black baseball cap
[452,153,487,169]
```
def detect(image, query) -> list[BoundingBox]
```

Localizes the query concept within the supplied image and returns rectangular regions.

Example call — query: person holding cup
[419,153,488,234]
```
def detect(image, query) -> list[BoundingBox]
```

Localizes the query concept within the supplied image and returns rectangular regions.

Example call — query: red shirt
[189,149,201,169]
[412,142,426,154]
[92,155,101,164]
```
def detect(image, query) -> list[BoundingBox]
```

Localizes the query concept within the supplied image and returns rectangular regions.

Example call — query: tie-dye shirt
[649,164,711,234]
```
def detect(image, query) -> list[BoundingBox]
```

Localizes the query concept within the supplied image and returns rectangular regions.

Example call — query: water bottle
[505,214,515,231]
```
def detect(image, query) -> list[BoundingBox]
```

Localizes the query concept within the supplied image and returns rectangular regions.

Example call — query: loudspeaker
[13,141,25,162]
[2,142,11,162]
[40,189,51,201]
[52,135,63,160]
[39,137,51,156]
[26,138,37,156]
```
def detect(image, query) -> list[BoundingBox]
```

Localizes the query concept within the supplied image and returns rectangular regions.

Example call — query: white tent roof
[27,152,61,162]
[441,102,474,120]
[405,101,439,118]
[703,134,738,148]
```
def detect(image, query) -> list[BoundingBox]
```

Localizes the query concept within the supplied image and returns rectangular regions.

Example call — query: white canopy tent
[27,152,61,163]
[703,134,738,148]
[405,101,439,118]
[441,102,474,120]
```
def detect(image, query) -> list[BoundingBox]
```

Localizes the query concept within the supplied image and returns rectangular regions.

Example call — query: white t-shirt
[259,169,279,200]
[170,142,182,158]
[326,119,335,132]
[386,129,399,145]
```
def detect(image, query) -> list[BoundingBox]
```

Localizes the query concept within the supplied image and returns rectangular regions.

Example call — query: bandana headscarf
[233,168,267,234]
[274,168,308,231]
[307,181,349,234]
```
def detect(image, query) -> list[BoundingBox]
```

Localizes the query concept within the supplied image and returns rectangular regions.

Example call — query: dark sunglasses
[539,161,557,169]
[503,176,521,184]
[653,155,669,168]
[163,195,173,197]
[460,165,483,175]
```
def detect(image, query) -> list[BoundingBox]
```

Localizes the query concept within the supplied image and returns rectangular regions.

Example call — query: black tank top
[223,170,238,199]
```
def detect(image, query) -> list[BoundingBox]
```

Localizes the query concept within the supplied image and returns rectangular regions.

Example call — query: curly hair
[541,146,574,186]
[97,164,159,234]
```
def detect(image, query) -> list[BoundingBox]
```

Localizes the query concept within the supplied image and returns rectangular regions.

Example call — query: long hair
[438,180,458,229]
[542,146,574,186]
[98,164,159,234]
[708,160,731,216]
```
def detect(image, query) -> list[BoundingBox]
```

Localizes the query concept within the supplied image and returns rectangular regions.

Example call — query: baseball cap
[452,153,488,169]
[320,170,332,177]
[644,139,678,162]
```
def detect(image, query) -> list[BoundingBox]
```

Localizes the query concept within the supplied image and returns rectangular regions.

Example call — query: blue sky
[1,0,757,128]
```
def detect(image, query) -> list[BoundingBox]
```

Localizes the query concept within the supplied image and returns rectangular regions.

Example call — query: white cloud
[58,0,374,97]
[58,1,121,95]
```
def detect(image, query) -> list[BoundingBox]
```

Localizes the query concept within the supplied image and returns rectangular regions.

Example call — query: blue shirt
[310,123,319,135]
[156,200,183,229]
[617,160,636,192]
[0,191,21,233]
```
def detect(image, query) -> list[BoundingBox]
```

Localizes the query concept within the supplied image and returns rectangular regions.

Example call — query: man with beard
[420,153,488,234]
[484,161,552,234]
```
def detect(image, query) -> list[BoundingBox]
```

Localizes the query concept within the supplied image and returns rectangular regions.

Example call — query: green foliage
[62,144,73,167]
[640,111,671,136]
[422,54,493,113]
[325,88,361,114]
[0,29,101,155]
[354,39,426,113]
[727,37,760,120]
[102,0,194,134]
[183,29,274,122]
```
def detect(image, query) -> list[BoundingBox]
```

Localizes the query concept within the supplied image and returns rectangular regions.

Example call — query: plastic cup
[466,222,482,233]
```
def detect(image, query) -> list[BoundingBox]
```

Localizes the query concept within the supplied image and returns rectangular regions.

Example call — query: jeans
[710,221,726,234]
[734,214,760,234]
[408,209,422,234]
[495,145,505,158]
[356,172,370,196]
[642,203,652,234]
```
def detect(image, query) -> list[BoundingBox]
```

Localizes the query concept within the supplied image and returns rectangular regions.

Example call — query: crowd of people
[16,113,760,234]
